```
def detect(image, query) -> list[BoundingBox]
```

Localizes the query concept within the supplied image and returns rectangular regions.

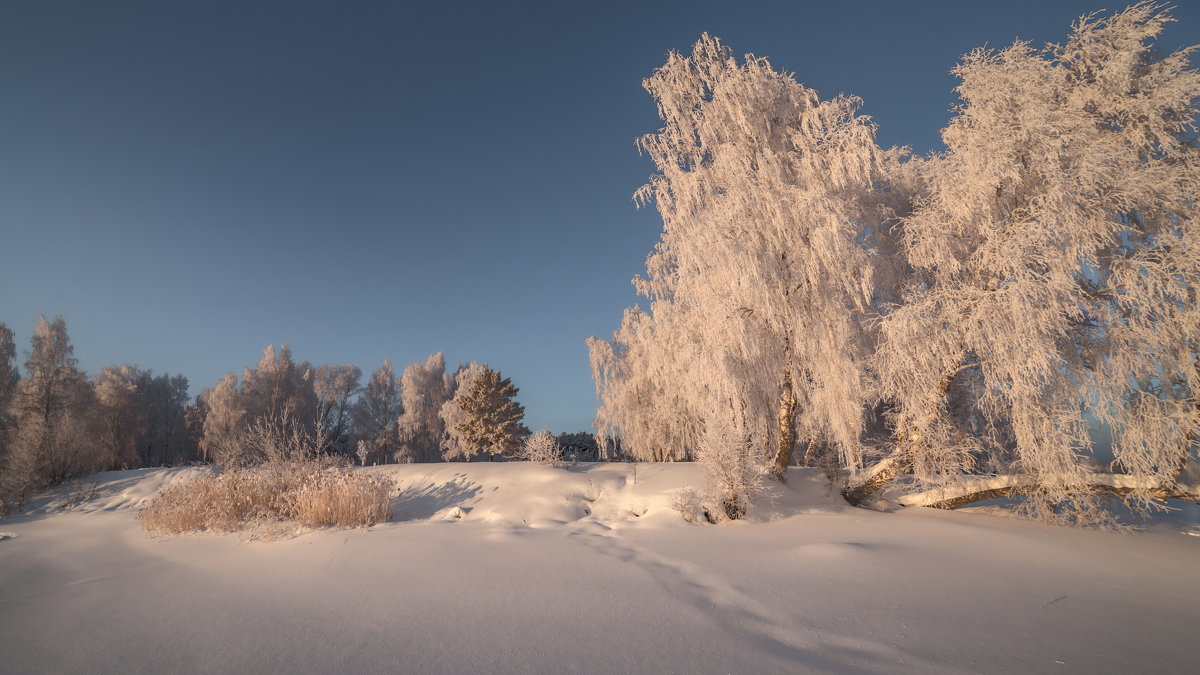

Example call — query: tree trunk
[843,350,967,505]
[841,449,908,505]
[770,367,798,481]
[896,474,1200,509]
[800,439,818,467]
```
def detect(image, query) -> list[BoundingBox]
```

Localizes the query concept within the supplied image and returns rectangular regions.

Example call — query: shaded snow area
[1,464,1198,674]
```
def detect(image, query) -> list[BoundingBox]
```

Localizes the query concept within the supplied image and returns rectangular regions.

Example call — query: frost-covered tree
[590,34,904,511]
[594,6,1198,521]
[200,373,244,466]
[93,364,147,469]
[397,353,453,462]
[696,406,768,521]
[589,303,705,462]
[439,360,487,461]
[1,316,99,507]
[855,2,1200,514]
[520,428,562,465]
[0,323,18,455]
[312,363,361,455]
[138,372,194,466]
[455,367,528,461]
[350,360,403,465]
[240,345,317,429]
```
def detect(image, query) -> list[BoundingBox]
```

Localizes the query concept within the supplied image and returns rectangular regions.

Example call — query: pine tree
[455,368,528,461]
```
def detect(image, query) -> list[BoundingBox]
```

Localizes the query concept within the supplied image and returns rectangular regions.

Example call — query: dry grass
[287,471,392,527]
[139,466,392,534]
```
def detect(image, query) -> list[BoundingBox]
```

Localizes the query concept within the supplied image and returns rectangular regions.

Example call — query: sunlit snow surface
[1,464,1197,674]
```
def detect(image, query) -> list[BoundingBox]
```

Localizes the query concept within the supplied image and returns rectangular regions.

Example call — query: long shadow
[391,478,482,522]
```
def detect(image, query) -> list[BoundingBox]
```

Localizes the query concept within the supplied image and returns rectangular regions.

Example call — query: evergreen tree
[455,368,528,461]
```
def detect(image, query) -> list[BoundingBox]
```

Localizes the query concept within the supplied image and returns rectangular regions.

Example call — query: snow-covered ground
[1,463,1197,674]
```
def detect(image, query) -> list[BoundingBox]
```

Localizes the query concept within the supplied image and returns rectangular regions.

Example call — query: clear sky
[2,0,1197,433]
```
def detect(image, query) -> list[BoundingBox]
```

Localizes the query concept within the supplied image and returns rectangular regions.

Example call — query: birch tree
[2,316,99,505]
[312,363,362,455]
[200,373,244,467]
[139,373,194,466]
[93,364,147,469]
[397,353,453,462]
[590,34,903,513]
[440,360,487,461]
[240,345,317,429]
[350,360,403,465]
[857,2,1200,514]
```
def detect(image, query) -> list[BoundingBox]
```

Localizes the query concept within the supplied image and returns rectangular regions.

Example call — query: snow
[1,463,1198,673]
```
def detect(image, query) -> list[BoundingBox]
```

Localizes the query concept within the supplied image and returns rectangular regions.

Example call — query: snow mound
[372,462,843,530]
[13,467,210,518]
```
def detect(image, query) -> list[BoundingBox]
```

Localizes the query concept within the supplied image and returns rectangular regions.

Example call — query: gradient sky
[2,0,1197,432]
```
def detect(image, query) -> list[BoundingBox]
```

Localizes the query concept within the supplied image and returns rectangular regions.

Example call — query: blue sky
[2,0,1197,432]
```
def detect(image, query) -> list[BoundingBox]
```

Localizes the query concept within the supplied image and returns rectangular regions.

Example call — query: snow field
[0,463,1197,674]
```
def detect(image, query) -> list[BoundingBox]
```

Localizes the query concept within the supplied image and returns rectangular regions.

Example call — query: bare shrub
[519,429,562,465]
[56,479,101,511]
[240,408,329,467]
[696,415,768,521]
[670,488,703,524]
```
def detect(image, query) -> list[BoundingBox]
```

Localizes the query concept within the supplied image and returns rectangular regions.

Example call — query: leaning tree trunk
[845,351,1200,510]
[800,439,818,467]
[843,350,966,505]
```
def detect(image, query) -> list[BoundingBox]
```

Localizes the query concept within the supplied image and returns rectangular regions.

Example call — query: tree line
[0,315,579,514]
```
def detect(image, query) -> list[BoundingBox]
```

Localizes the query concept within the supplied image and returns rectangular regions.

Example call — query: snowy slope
[1,464,1197,674]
